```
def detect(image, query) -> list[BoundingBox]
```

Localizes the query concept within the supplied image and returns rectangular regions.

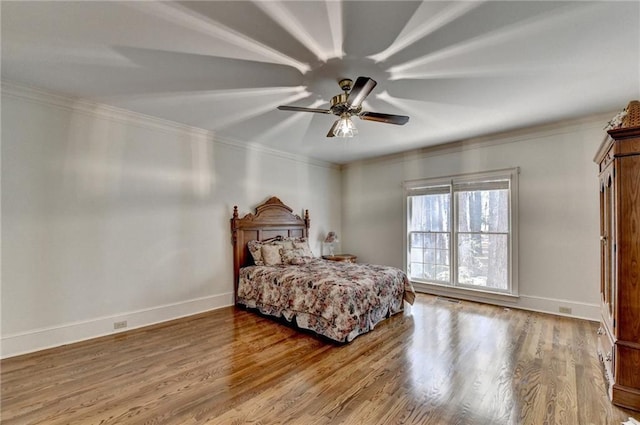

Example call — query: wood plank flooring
[2,294,638,424]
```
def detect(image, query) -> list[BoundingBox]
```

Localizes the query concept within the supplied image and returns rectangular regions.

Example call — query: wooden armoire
[594,125,640,411]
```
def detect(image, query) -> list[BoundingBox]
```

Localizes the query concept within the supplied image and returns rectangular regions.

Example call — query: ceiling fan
[277,76,409,138]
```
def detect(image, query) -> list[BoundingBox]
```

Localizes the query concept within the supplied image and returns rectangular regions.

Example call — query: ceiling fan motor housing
[330,93,358,115]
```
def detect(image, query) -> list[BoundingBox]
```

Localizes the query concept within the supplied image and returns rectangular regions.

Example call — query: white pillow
[261,244,283,266]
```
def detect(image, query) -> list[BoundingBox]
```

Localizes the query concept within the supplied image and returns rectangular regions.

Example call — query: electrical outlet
[559,307,572,314]
[113,321,127,330]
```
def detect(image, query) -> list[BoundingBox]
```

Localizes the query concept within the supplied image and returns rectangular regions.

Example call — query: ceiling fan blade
[326,119,340,137]
[347,77,377,109]
[359,111,409,125]
[277,105,331,114]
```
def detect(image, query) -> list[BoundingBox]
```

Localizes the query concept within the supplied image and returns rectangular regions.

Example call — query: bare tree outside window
[456,189,509,290]
[408,192,450,283]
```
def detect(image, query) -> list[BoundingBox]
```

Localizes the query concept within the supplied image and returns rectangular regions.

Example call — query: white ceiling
[2,1,639,164]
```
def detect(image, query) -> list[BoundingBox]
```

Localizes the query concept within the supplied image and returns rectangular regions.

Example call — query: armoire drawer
[597,322,615,390]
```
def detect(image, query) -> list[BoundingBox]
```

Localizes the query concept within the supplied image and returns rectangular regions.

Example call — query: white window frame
[403,168,519,299]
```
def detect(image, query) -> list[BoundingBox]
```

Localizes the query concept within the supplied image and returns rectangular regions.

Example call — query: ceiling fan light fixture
[333,114,357,138]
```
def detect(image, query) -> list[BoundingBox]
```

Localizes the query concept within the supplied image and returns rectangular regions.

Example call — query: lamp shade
[324,231,338,243]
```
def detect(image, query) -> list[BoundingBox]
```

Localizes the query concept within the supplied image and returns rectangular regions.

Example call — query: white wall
[342,116,608,320]
[1,83,342,357]
[0,81,612,358]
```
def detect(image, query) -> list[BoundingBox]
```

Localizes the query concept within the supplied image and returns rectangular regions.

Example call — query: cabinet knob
[600,236,607,243]
[597,327,605,335]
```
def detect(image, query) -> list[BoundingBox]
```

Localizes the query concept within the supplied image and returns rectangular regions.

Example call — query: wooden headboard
[230,197,309,302]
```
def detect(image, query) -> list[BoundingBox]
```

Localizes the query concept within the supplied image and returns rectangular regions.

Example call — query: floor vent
[436,296,461,304]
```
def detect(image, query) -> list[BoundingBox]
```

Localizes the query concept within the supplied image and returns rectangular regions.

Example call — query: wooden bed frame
[230,197,310,302]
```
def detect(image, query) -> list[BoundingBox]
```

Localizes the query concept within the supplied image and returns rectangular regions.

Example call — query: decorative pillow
[275,240,295,250]
[292,239,314,258]
[281,248,309,265]
[261,244,283,266]
[247,240,264,266]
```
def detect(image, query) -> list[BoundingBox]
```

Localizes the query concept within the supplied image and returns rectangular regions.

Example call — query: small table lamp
[323,231,339,256]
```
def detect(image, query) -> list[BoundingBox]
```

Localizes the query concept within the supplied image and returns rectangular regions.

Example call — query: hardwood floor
[2,294,638,424]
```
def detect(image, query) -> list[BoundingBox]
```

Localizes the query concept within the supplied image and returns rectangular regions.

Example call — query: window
[405,168,518,296]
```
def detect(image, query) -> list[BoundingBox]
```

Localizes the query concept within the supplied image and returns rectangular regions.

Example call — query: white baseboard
[515,293,599,321]
[412,282,599,321]
[2,288,599,359]
[1,293,234,359]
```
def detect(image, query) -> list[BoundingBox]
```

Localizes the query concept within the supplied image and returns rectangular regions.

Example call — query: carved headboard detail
[230,197,310,303]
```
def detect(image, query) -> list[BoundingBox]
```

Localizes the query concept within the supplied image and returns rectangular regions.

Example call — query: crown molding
[208,133,339,170]
[342,111,614,169]
[1,80,339,171]
[1,80,211,138]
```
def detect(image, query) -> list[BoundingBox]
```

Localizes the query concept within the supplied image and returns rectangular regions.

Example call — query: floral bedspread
[237,259,416,342]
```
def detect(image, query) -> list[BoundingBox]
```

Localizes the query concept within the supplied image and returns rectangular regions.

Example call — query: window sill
[411,280,519,304]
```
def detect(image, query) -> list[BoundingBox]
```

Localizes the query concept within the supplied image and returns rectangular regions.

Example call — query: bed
[231,197,415,342]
